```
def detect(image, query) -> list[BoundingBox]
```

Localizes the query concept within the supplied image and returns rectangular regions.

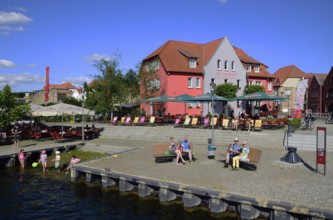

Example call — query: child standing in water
[52,151,61,173]
[66,155,80,174]
[18,149,26,169]
[38,150,48,174]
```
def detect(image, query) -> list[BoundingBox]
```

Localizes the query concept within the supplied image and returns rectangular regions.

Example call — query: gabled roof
[234,47,265,66]
[234,47,273,78]
[312,74,327,86]
[273,65,306,78]
[42,82,77,90]
[143,38,224,73]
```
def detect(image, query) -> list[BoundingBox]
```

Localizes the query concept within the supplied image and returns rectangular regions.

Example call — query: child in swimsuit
[18,149,26,169]
[38,150,48,174]
[52,151,61,173]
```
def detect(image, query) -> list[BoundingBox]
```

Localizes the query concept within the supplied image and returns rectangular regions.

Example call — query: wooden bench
[152,143,194,163]
[226,144,262,171]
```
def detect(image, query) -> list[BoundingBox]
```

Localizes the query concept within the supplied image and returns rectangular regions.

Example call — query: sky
[0,0,332,92]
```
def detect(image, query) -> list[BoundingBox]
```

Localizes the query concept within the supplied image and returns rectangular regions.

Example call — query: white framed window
[254,64,259,72]
[237,79,240,88]
[268,82,272,91]
[255,81,262,85]
[188,77,193,88]
[195,78,200,88]
[249,81,253,85]
[246,64,251,72]
[217,59,221,70]
[224,60,228,70]
[189,59,196,68]
[231,61,235,71]
[224,79,228,83]
[188,102,200,108]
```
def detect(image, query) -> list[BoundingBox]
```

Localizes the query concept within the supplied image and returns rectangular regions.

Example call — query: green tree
[215,83,238,99]
[244,85,265,94]
[62,96,82,107]
[124,68,139,102]
[85,57,126,119]
[138,60,160,99]
[0,85,30,127]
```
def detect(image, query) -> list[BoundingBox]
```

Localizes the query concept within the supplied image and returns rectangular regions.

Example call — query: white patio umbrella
[31,102,95,117]
[31,103,95,138]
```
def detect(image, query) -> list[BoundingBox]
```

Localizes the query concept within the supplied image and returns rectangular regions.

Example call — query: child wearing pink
[38,150,48,174]
[66,155,80,174]
[18,149,26,168]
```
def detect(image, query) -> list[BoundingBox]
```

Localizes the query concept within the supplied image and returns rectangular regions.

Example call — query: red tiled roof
[143,38,225,74]
[234,47,265,66]
[273,65,306,78]
[234,47,273,79]
[42,82,77,90]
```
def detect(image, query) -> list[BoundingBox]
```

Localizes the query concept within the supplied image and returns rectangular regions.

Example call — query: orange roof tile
[273,65,306,78]
[143,38,225,74]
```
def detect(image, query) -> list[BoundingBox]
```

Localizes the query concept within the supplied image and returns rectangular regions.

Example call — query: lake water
[0,166,239,219]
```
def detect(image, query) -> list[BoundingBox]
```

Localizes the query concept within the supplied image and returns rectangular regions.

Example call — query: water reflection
[0,167,240,219]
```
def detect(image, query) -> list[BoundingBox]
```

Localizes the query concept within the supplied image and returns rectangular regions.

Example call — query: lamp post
[210,78,216,145]
[82,91,85,142]
[285,89,291,117]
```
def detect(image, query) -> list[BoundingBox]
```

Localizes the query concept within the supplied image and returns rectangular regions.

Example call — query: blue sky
[1,0,332,92]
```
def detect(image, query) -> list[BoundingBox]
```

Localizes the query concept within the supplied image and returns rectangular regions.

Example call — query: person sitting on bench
[181,136,193,163]
[169,137,185,165]
[224,138,241,168]
[232,141,250,171]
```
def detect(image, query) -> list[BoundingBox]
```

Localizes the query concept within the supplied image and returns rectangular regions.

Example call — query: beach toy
[164,150,171,155]
[32,162,38,168]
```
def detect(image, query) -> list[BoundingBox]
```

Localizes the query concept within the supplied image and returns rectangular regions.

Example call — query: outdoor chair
[210,117,218,128]
[222,119,229,130]
[190,117,198,128]
[132,117,139,125]
[124,117,131,125]
[148,116,156,126]
[201,117,210,128]
[254,119,263,131]
[111,116,118,125]
[118,117,126,125]
[173,118,181,127]
[182,117,191,127]
[138,117,146,125]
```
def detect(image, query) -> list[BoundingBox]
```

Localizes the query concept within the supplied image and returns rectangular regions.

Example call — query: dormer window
[254,64,260,72]
[224,60,228,70]
[246,64,251,72]
[189,59,196,68]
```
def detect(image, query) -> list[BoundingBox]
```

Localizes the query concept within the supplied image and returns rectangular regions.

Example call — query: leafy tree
[124,68,139,102]
[62,96,82,107]
[0,85,30,127]
[215,83,238,99]
[85,57,126,119]
[244,85,265,94]
[138,60,160,99]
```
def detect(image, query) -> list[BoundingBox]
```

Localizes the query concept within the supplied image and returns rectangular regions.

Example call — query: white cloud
[0,11,32,35]
[82,53,111,63]
[0,59,16,68]
[0,73,44,91]
[0,11,32,24]
[8,6,28,12]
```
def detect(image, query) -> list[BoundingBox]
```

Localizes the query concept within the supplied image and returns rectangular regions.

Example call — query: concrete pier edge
[72,165,333,219]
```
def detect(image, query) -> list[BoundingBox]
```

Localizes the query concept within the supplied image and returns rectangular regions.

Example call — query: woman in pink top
[66,155,80,174]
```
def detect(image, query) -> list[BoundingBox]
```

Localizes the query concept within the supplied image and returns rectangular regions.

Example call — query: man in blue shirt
[181,136,193,163]
[224,137,241,168]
